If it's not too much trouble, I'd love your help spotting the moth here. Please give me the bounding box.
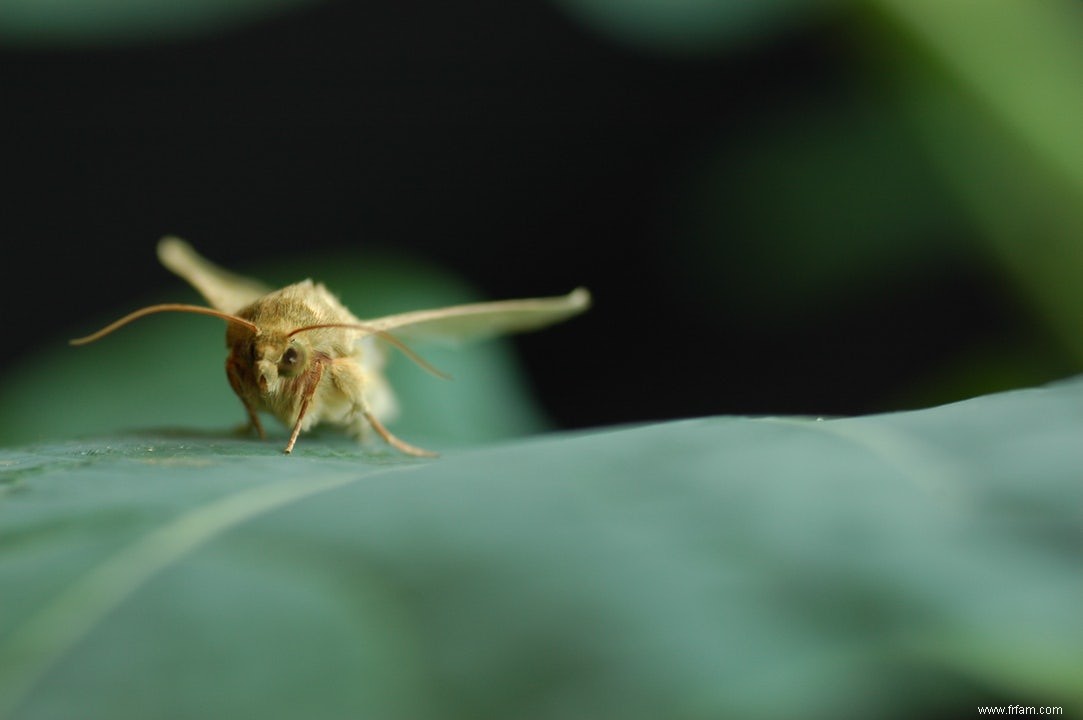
[72,237,590,457]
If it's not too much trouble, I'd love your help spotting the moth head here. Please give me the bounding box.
[246,335,311,395]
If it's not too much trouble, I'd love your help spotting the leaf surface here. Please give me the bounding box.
[2,379,1082,719]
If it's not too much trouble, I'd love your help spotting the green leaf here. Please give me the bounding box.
[868,0,1083,360]
[2,378,1081,719]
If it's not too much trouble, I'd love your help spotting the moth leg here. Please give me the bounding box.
[227,356,265,439]
[362,410,438,458]
[284,356,327,454]
[236,400,264,440]
[330,357,436,457]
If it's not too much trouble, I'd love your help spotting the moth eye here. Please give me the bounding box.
[278,345,305,377]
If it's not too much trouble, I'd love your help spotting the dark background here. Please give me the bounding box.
[2,0,1076,431]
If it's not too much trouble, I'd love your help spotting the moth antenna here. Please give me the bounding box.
[288,323,451,380]
[70,303,260,346]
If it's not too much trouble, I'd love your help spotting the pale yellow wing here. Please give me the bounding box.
[363,287,591,344]
[157,236,272,314]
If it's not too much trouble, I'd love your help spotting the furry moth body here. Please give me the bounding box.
[72,237,591,456]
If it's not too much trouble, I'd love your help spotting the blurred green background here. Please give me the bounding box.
[4,0,1083,430]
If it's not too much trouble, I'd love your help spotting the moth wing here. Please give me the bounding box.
[363,287,590,345]
[157,236,272,314]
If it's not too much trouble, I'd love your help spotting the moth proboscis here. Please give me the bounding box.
[71,237,591,457]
